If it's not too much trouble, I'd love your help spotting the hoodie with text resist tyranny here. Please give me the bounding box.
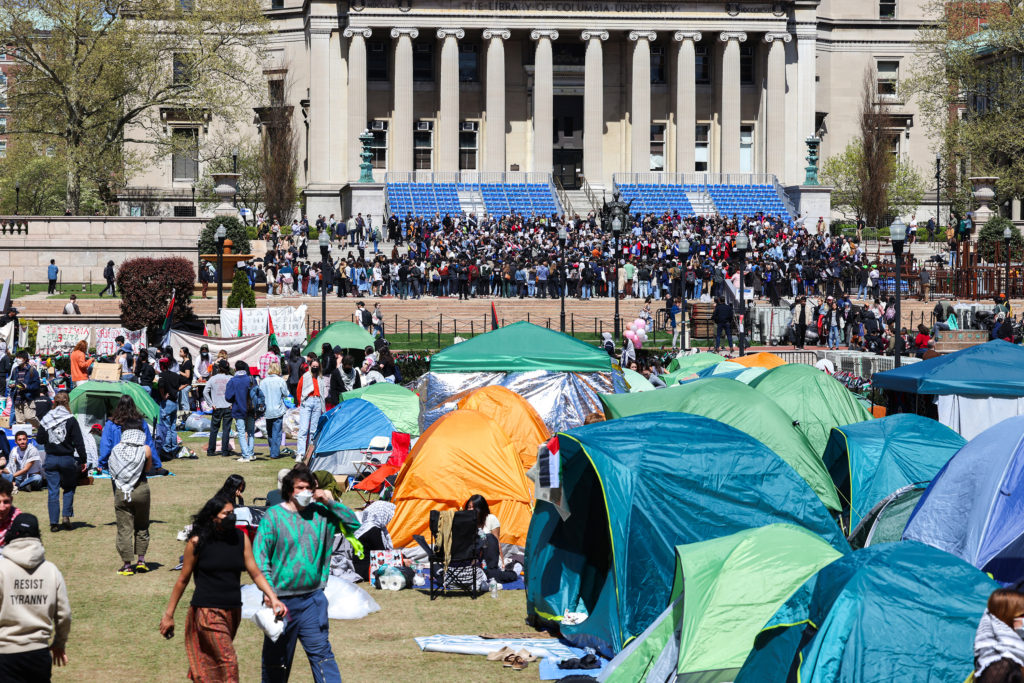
[0,537,71,654]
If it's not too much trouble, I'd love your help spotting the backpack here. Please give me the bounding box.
[248,379,266,417]
[361,308,373,327]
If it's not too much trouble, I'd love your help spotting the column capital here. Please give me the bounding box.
[482,28,511,40]
[763,32,792,44]
[437,28,465,40]
[391,27,419,39]
[307,18,334,36]
[673,31,702,43]
[530,29,559,41]
[629,30,657,42]
[343,26,372,39]
[581,29,609,41]
[718,31,748,43]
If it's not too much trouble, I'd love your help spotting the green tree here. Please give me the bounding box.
[821,140,927,224]
[977,215,1024,264]
[226,267,255,309]
[197,216,251,257]
[0,0,269,214]
[0,142,67,215]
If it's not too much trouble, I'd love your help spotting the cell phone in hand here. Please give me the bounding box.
[164,627,174,639]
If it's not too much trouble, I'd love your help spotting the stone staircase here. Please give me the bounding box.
[457,188,486,216]
[686,190,717,217]
[563,189,596,216]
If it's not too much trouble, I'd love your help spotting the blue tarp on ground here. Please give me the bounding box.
[312,398,395,453]
[873,339,1024,396]
[734,542,996,683]
[903,414,1024,583]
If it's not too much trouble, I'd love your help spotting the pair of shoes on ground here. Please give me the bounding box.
[486,647,537,671]
[237,456,254,462]
[117,561,150,576]
[50,517,73,533]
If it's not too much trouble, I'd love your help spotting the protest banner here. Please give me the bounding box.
[95,328,148,356]
[36,325,90,355]
[219,305,307,349]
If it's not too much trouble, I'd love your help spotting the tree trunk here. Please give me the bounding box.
[65,159,81,215]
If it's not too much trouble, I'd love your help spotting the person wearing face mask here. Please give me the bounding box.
[254,465,359,683]
[296,357,328,461]
[160,495,287,683]
[326,351,360,409]
[7,352,39,425]
[975,588,1024,682]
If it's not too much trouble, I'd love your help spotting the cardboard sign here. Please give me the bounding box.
[91,363,121,382]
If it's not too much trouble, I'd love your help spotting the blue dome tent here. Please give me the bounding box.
[308,398,395,476]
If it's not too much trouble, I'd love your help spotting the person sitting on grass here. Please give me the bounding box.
[215,474,246,507]
[0,478,20,548]
[2,431,45,492]
[352,501,395,582]
[464,494,519,584]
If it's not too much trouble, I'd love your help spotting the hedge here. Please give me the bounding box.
[116,257,195,341]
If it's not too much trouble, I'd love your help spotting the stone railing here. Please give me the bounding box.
[0,218,29,234]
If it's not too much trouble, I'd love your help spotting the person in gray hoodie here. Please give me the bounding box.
[0,513,72,682]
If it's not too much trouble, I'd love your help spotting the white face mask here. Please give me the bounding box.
[293,489,314,508]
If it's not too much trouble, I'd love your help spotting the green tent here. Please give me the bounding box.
[525,413,848,657]
[301,321,374,356]
[622,368,655,392]
[749,364,872,455]
[666,352,726,374]
[68,380,160,424]
[428,321,612,373]
[734,542,997,683]
[603,524,844,683]
[600,378,841,511]
[340,382,420,435]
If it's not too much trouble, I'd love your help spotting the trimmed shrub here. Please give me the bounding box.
[978,215,1024,264]
[198,216,251,256]
[116,257,195,341]
[227,267,256,308]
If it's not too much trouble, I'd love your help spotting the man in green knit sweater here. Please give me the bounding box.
[255,465,360,683]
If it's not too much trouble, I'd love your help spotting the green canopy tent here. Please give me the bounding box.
[428,321,613,373]
[68,380,160,425]
[525,413,848,657]
[301,321,375,356]
[622,368,655,393]
[600,378,841,511]
[339,382,420,435]
[734,542,997,683]
[749,364,872,455]
[602,524,845,683]
[666,352,727,375]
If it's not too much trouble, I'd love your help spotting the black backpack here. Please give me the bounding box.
[361,308,372,327]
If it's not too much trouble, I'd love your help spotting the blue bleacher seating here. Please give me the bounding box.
[612,182,791,221]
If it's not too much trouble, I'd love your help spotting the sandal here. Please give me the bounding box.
[117,565,135,576]
[134,562,150,574]
[487,646,515,662]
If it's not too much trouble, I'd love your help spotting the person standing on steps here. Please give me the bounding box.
[46,261,58,295]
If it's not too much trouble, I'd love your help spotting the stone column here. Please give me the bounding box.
[784,37,799,183]
[718,32,746,173]
[391,28,419,173]
[796,28,817,149]
[483,29,510,172]
[437,28,465,172]
[764,32,791,181]
[344,27,372,183]
[581,30,608,183]
[629,31,656,173]
[307,23,332,187]
[673,31,701,174]
[531,30,558,175]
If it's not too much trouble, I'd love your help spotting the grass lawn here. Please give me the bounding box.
[9,283,112,300]
[12,434,528,682]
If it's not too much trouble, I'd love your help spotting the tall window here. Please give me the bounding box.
[172,53,195,87]
[459,43,479,82]
[460,124,478,170]
[740,46,754,85]
[880,0,896,19]
[695,124,710,172]
[650,124,666,171]
[888,134,901,158]
[367,41,389,81]
[650,46,666,84]
[876,61,899,99]
[414,122,433,169]
[0,141,6,158]
[0,117,6,134]
[268,80,284,106]
[740,125,753,173]
[413,42,434,82]
[368,120,387,169]
[0,71,8,108]
[270,0,284,7]
[171,127,199,181]
[695,46,710,84]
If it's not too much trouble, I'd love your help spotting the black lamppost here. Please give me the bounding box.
[191,183,196,214]
[319,230,330,328]
[601,190,631,339]
[14,183,19,215]
[679,237,690,351]
[215,224,226,312]
[231,148,239,208]
[558,225,567,332]
[934,154,942,233]
[1004,225,1013,299]
[890,217,906,368]
[735,231,749,356]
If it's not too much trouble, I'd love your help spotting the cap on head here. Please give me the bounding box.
[7,513,40,541]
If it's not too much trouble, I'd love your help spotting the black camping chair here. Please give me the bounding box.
[413,509,482,600]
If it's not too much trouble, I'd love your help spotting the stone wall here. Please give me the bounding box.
[0,216,207,283]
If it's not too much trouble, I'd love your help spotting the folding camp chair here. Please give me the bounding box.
[413,510,483,600]
[352,432,411,506]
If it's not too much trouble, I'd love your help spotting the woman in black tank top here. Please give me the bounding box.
[159,496,287,682]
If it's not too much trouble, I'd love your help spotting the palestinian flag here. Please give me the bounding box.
[161,289,176,335]
[267,309,279,347]
[237,307,244,337]
[491,301,499,330]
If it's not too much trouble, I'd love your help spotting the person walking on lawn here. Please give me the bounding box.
[224,361,255,463]
[36,392,87,534]
[254,465,360,683]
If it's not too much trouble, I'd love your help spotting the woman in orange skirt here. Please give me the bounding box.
[160,495,287,682]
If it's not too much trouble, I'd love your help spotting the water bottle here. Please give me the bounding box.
[489,578,499,599]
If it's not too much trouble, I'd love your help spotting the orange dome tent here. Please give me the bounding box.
[388,409,533,548]
[730,352,787,369]
[457,385,549,469]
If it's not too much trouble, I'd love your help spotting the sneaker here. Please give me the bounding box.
[50,524,60,533]
[237,456,254,463]
[185,449,198,460]
[117,565,135,576]
[10,485,17,495]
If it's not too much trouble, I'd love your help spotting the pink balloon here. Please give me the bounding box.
[634,339,643,349]
[625,331,637,342]
[626,322,635,331]
[636,321,647,331]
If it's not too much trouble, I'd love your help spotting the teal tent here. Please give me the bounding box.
[600,379,840,511]
[340,382,420,435]
[735,542,997,683]
[750,364,872,455]
[602,524,844,683]
[301,321,374,356]
[622,368,655,392]
[429,321,612,373]
[666,352,727,374]
[68,380,160,425]
[525,413,848,657]
[822,414,965,535]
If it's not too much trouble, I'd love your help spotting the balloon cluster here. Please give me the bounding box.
[624,318,649,348]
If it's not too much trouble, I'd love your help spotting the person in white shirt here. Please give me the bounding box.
[2,432,44,491]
